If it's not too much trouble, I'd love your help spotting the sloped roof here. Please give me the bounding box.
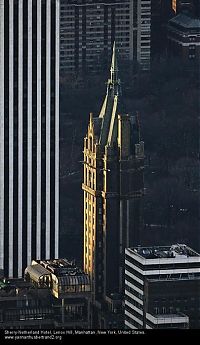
[25,264,51,282]
[98,42,125,147]
[57,274,90,286]
[169,13,200,29]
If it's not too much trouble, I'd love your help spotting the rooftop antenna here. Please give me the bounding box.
[106,41,121,97]
[110,41,118,85]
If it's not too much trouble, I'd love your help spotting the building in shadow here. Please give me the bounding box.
[25,258,91,329]
[125,244,200,329]
[168,9,200,67]
[0,278,54,329]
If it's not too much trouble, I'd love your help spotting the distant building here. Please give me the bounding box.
[172,1,193,14]
[25,258,91,328]
[60,0,151,73]
[167,12,200,65]
[125,244,200,329]
[0,278,54,329]
[82,44,144,328]
[193,0,200,17]
[151,0,174,57]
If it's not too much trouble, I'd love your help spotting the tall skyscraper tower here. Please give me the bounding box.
[60,0,151,73]
[0,0,60,278]
[82,44,144,303]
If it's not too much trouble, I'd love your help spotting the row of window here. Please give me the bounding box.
[125,294,143,310]
[125,253,200,272]
[125,284,143,301]
[2,308,53,322]
[152,305,199,315]
[125,304,143,323]
[53,284,90,293]
[125,272,143,291]
[125,314,142,329]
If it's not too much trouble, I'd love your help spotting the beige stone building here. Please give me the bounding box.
[82,45,144,327]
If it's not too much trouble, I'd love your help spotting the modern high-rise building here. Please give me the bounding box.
[60,0,151,73]
[125,244,200,329]
[82,44,144,309]
[0,0,60,278]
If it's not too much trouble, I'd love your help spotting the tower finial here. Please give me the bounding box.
[89,112,93,128]
[110,41,118,84]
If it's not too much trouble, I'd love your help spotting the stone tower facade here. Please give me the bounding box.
[82,44,144,303]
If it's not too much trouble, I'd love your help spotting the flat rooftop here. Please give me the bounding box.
[0,278,32,289]
[155,313,187,319]
[149,313,189,325]
[131,244,200,260]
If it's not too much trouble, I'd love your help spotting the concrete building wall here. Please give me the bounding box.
[0,0,60,278]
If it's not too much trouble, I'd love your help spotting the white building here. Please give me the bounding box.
[60,0,151,73]
[125,244,200,329]
[0,0,60,278]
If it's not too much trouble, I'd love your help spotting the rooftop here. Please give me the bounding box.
[35,258,85,277]
[0,278,33,290]
[0,278,51,300]
[131,244,200,260]
[26,259,91,292]
[146,312,189,325]
[155,313,188,319]
[169,13,200,29]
